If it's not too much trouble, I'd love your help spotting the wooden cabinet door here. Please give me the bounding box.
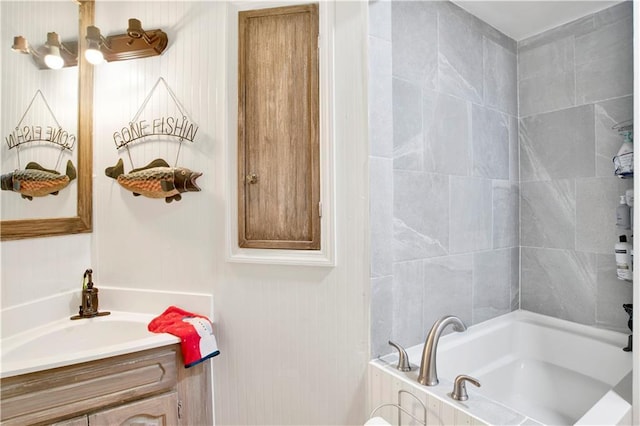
[238,4,320,250]
[88,392,178,426]
[50,416,88,426]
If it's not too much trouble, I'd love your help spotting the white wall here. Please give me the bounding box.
[2,1,370,425]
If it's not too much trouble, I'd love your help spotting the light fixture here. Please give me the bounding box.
[10,33,77,70]
[84,25,105,65]
[44,32,64,70]
[84,19,168,64]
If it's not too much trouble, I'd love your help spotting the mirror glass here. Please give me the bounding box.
[1,0,92,240]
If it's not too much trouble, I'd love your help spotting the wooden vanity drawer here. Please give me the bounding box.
[1,346,177,425]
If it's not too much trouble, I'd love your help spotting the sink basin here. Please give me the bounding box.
[1,312,179,378]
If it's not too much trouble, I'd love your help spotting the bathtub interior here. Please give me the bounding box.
[380,310,632,425]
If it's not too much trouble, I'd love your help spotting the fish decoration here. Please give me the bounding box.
[0,160,76,200]
[105,158,202,203]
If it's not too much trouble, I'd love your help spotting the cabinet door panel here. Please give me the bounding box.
[238,4,320,250]
[88,392,178,426]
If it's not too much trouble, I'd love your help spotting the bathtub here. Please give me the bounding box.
[369,310,633,425]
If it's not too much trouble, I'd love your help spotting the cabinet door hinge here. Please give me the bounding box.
[177,400,183,419]
[318,201,322,218]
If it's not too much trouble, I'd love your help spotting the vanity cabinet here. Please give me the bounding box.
[0,345,211,426]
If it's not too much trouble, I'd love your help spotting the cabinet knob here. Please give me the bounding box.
[246,173,258,184]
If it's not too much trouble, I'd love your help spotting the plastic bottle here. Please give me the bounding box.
[626,188,634,229]
[615,235,633,281]
[616,195,631,229]
[613,131,633,178]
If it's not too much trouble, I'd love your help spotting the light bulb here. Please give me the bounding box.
[44,45,64,69]
[85,47,104,65]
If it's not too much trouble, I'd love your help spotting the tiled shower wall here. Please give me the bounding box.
[518,1,633,332]
[369,0,520,357]
[370,0,634,357]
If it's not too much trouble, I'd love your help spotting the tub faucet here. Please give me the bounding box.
[70,268,110,320]
[417,315,467,386]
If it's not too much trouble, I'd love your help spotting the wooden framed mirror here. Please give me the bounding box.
[1,0,94,240]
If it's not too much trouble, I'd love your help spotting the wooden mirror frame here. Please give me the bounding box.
[1,0,94,241]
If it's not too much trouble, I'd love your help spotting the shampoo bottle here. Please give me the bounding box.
[615,235,633,281]
[616,195,631,229]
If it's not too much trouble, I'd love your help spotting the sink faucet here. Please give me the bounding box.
[417,315,467,386]
[70,268,110,320]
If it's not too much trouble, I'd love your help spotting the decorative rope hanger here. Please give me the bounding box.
[7,89,76,171]
[117,77,199,170]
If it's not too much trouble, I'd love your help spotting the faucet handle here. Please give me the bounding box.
[451,375,481,401]
[388,340,411,372]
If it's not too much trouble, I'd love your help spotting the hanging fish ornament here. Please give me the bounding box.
[1,160,77,200]
[105,158,202,203]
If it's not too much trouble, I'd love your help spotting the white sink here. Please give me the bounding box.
[1,312,179,378]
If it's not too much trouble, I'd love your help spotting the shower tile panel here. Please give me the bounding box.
[393,171,449,261]
[492,181,519,249]
[519,105,595,181]
[391,1,437,89]
[392,78,423,171]
[369,37,393,158]
[449,176,492,254]
[575,17,633,104]
[521,247,597,326]
[518,15,593,53]
[508,115,519,182]
[510,247,520,311]
[520,180,575,250]
[518,37,575,117]
[370,157,394,278]
[422,90,471,176]
[592,1,633,29]
[392,260,424,346]
[575,177,633,254]
[438,6,484,104]
[472,105,509,180]
[594,96,634,177]
[472,249,513,323]
[368,0,391,41]
[423,254,473,331]
[483,38,517,116]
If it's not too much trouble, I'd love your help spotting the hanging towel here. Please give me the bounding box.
[148,306,220,368]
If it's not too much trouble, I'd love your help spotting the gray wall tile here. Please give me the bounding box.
[370,157,394,278]
[473,249,512,324]
[518,15,593,53]
[392,1,437,89]
[509,115,519,182]
[493,181,519,249]
[521,180,575,250]
[423,90,471,176]
[592,1,633,28]
[394,171,449,261]
[369,0,391,41]
[472,105,509,180]
[423,254,473,332]
[521,247,597,326]
[393,78,423,170]
[371,275,393,357]
[438,6,484,103]
[449,176,493,254]
[518,37,575,117]
[369,37,393,158]
[576,177,633,254]
[595,254,633,333]
[510,247,520,311]
[575,18,633,104]
[484,38,517,116]
[520,105,595,181]
[392,260,424,347]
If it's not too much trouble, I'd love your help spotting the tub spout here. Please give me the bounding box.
[417,315,466,386]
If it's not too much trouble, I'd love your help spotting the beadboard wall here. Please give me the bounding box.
[2,1,370,425]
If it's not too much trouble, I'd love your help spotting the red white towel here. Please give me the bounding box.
[148,306,220,367]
